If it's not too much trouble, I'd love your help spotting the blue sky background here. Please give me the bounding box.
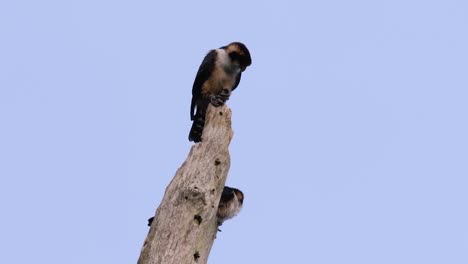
[1,0,467,263]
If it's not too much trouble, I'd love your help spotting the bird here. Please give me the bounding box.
[188,42,252,142]
[216,186,244,229]
[147,186,244,229]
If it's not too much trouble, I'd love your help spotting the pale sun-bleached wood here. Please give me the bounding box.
[138,104,234,264]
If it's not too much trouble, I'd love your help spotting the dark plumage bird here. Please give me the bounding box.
[189,42,252,142]
[216,186,244,226]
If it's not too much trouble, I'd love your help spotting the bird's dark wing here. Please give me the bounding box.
[231,72,242,92]
[191,50,217,120]
[219,186,235,204]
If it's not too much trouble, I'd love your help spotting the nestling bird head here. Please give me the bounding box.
[223,42,252,72]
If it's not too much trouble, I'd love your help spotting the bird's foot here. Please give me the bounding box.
[210,95,226,107]
[217,221,223,232]
[210,89,231,107]
[219,89,231,101]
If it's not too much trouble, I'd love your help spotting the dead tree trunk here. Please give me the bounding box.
[138,104,234,264]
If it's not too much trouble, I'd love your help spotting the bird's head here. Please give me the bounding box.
[223,42,252,72]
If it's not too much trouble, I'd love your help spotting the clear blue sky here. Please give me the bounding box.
[1,1,467,263]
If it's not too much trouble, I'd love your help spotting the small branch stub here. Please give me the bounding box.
[138,105,234,264]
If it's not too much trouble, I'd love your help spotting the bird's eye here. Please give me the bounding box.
[229,52,240,62]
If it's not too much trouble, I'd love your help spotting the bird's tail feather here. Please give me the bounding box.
[189,100,208,142]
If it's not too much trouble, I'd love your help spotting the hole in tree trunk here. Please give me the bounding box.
[194,251,200,262]
[194,214,202,225]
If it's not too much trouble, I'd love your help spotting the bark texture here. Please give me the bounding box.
[138,104,234,264]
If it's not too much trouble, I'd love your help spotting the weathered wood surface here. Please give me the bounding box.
[138,104,233,264]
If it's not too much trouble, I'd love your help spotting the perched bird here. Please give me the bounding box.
[189,42,252,142]
[216,186,244,228]
[147,186,244,228]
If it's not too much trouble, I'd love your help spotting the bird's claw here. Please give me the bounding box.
[209,88,231,107]
[219,89,231,100]
[210,89,231,107]
[210,95,226,107]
